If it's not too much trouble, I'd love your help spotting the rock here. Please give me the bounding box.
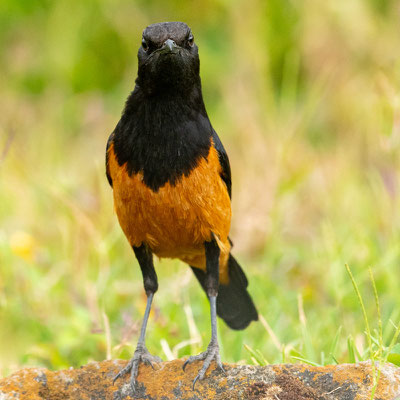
[0,359,399,399]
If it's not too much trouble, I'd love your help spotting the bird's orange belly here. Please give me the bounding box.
[108,143,231,272]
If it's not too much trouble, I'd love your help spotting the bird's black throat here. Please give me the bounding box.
[112,84,212,192]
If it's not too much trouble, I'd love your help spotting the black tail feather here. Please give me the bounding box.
[191,254,258,330]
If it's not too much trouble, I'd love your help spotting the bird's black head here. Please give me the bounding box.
[136,22,200,95]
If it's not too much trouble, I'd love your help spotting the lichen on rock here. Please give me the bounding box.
[1,359,399,399]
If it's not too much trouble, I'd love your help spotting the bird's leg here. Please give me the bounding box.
[183,235,225,389]
[113,244,162,391]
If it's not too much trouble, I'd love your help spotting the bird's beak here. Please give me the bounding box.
[158,39,179,54]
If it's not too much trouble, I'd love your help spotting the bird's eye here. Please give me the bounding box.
[142,39,149,51]
[188,34,194,47]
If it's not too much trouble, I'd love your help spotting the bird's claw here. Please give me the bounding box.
[182,341,225,390]
[113,345,162,392]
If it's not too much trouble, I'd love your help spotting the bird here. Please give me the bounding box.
[106,21,258,391]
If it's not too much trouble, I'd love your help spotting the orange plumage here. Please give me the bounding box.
[107,140,232,284]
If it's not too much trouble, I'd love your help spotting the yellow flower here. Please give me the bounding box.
[9,231,36,262]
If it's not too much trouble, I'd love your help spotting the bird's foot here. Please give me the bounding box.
[182,340,225,389]
[113,344,162,392]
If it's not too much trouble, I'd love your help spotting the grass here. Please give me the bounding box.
[345,265,400,398]
[1,0,400,385]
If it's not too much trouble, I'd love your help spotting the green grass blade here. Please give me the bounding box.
[244,344,268,366]
[329,325,342,363]
[291,356,322,367]
[369,268,383,359]
[347,335,356,363]
[344,264,376,386]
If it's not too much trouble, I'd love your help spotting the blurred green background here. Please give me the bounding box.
[1,0,400,377]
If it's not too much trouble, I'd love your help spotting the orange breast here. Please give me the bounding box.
[107,141,232,280]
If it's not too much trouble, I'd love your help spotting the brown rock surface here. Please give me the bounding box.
[1,359,399,399]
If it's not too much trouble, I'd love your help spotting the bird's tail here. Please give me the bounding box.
[191,254,258,330]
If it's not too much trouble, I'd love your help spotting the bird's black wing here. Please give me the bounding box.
[212,129,231,198]
[105,131,115,187]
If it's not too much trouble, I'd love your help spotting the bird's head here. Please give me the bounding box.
[136,22,200,94]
